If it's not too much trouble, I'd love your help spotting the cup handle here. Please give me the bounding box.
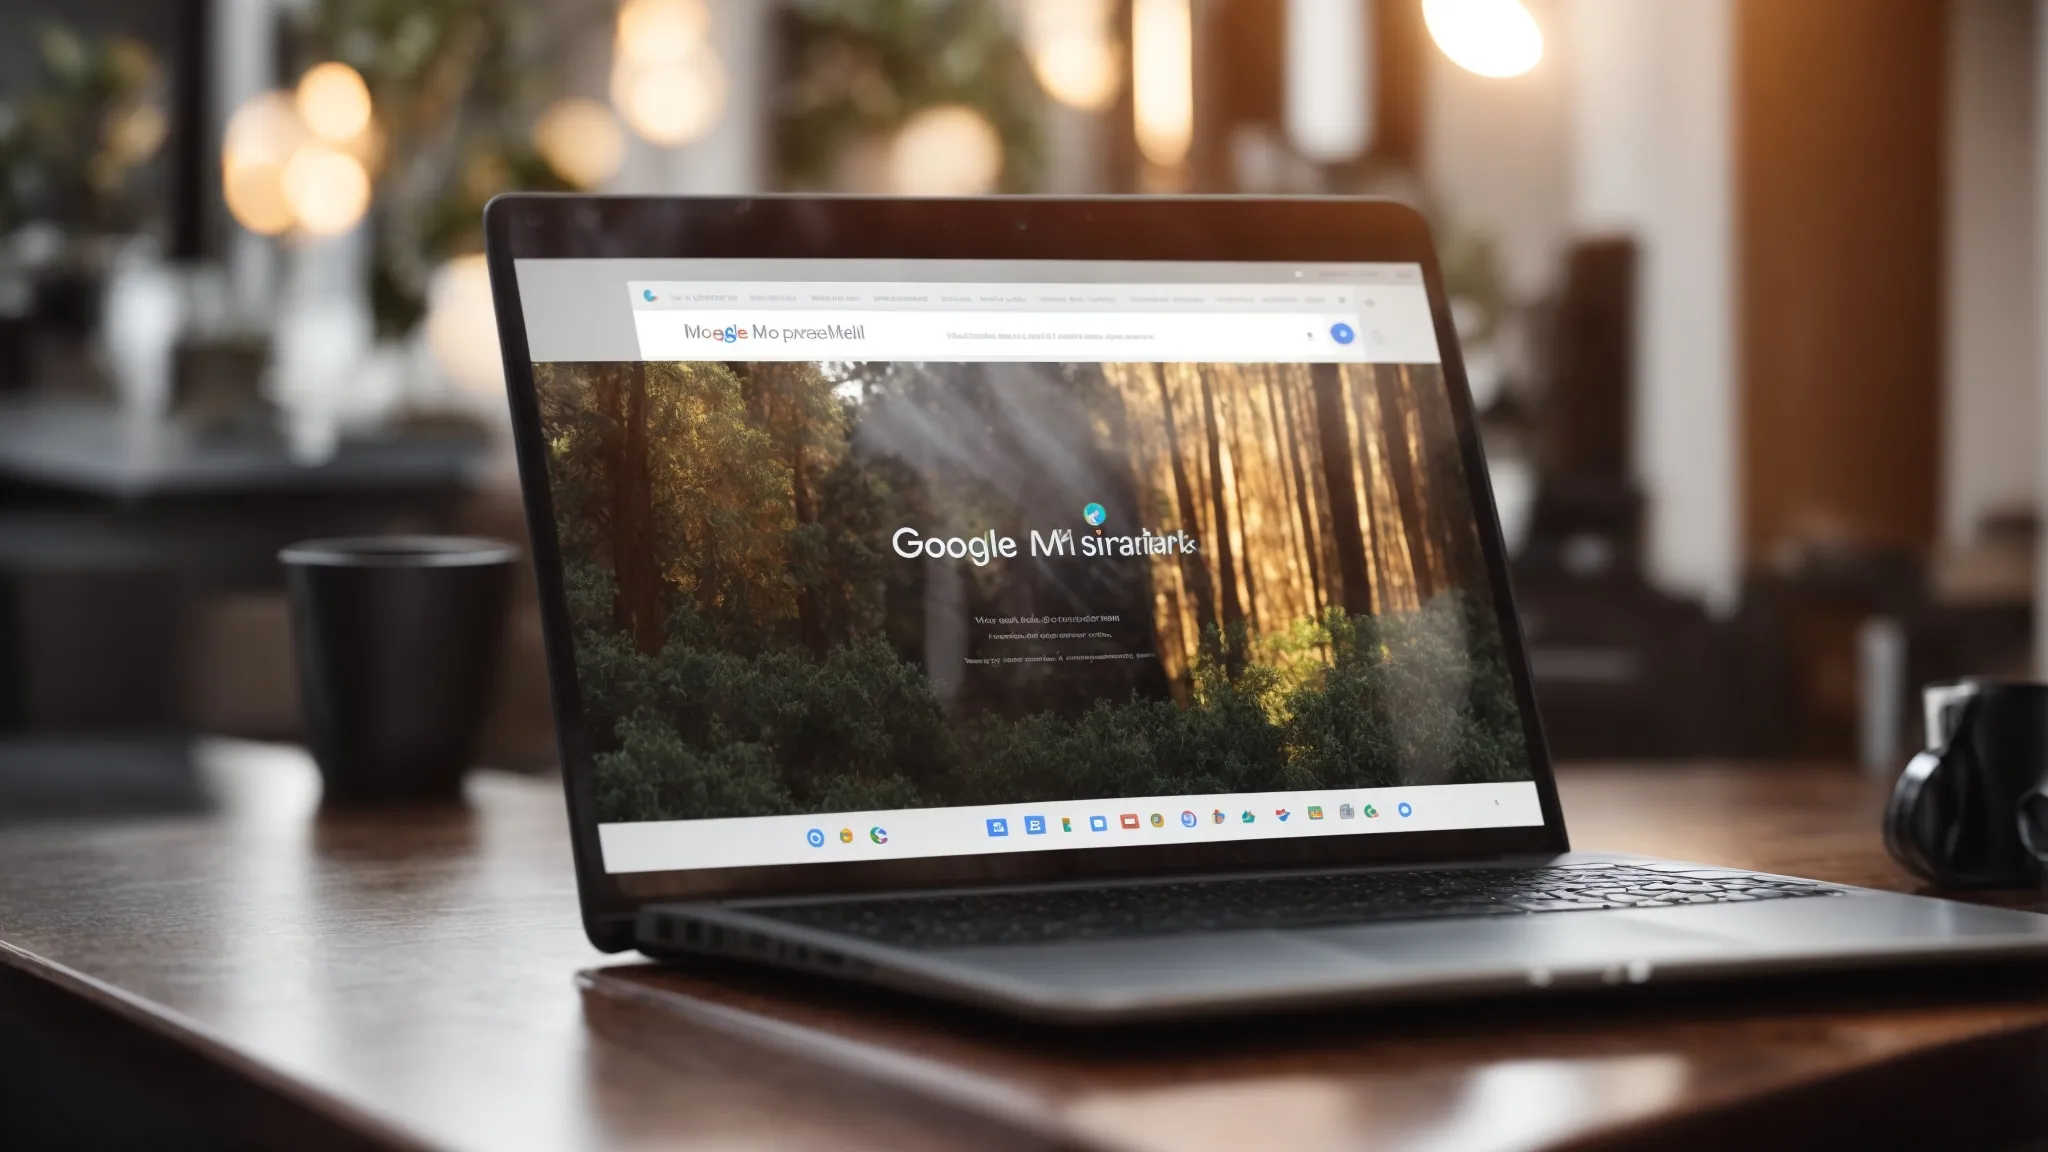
[1885,698,1998,887]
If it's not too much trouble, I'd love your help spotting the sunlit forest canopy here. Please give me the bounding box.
[534,357,1532,824]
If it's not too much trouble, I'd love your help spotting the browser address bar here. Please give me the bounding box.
[632,310,1435,364]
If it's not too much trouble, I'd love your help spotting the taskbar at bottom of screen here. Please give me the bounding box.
[595,781,1544,874]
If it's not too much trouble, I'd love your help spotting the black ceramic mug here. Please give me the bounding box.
[1884,679,2048,888]
[281,536,519,804]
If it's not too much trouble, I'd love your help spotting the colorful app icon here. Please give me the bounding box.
[1083,501,1108,526]
[1338,803,1356,820]
[985,817,1009,837]
[1090,814,1109,832]
[1241,810,1255,823]
[1149,813,1165,828]
[805,828,826,848]
[1275,809,1291,822]
[1060,817,1073,832]
[1120,813,1141,829]
[1362,804,1379,819]
[1212,809,1226,824]
[839,827,855,843]
[1024,815,1047,835]
[1307,805,1324,821]
[869,826,888,844]
[1179,810,1198,828]
[1397,801,1413,818]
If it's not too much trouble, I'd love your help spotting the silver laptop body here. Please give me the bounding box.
[486,195,2048,1023]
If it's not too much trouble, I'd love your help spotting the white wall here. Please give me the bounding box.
[1950,0,2039,546]
[614,0,769,194]
[1424,0,1738,610]
[1421,0,1576,301]
[1567,0,1737,612]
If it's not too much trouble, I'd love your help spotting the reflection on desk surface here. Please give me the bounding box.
[1,742,2045,1152]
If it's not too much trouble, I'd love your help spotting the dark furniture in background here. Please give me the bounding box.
[0,398,488,814]
[0,0,216,260]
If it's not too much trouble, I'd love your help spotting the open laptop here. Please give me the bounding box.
[485,196,2048,1024]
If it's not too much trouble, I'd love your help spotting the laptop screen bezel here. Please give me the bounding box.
[484,195,1570,950]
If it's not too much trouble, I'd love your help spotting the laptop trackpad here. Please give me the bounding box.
[1306,914,1749,976]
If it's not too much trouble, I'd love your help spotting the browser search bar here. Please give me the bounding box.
[631,310,1439,364]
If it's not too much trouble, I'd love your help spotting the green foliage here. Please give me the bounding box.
[1281,595,1528,788]
[774,0,1042,191]
[0,25,164,235]
[289,0,594,332]
[577,585,1530,824]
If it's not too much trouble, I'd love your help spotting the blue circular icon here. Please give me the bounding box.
[805,828,826,848]
[1397,802,1413,818]
[1082,502,1107,526]
[642,289,656,302]
[1180,810,1197,828]
[1330,322,1356,345]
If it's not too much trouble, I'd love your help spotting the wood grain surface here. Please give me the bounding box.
[2,743,2045,1151]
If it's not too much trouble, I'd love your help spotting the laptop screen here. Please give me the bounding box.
[512,258,1543,875]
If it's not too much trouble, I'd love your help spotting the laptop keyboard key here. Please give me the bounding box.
[748,864,1843,950]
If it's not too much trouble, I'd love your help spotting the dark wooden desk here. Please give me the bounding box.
[2,746,2044,1151]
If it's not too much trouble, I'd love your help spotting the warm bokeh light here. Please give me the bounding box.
[281,144,372,236]
[533,97,627,188]
[223,162,295,236]
[295,61,373,144]
[1022,0,1121,111]
[424,254,505,399]
[888,104,1004,195]
[616,0,710,64]
[222,92,307,236]
[1132,0,1193,168]
[611,53,727,147]
[1423,0,1545,79]
[107,103,169,167]
[224,91,307,168]
[1033,38,1121,111]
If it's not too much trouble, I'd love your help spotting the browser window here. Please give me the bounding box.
[513,259,1543,875]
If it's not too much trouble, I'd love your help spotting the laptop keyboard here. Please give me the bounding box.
[750,863,1841,950]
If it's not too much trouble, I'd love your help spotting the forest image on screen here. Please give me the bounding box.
[535,358,1534,826]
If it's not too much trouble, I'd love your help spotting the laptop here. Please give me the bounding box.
[484,196,2048,1023]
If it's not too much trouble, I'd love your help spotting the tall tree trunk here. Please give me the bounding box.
[1370,364,1436,598]
[1155,366,1219,635]
[1409,364,1485,595]
[1274,372,1326,614]
[611,362,665,654]
[1311,364,1372,616]
[779,368,828,655]
[1198,369,1244,634]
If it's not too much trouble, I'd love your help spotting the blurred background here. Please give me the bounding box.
[0,0,2033,815]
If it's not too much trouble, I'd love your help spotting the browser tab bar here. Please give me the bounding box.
[624,278,1441,364]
